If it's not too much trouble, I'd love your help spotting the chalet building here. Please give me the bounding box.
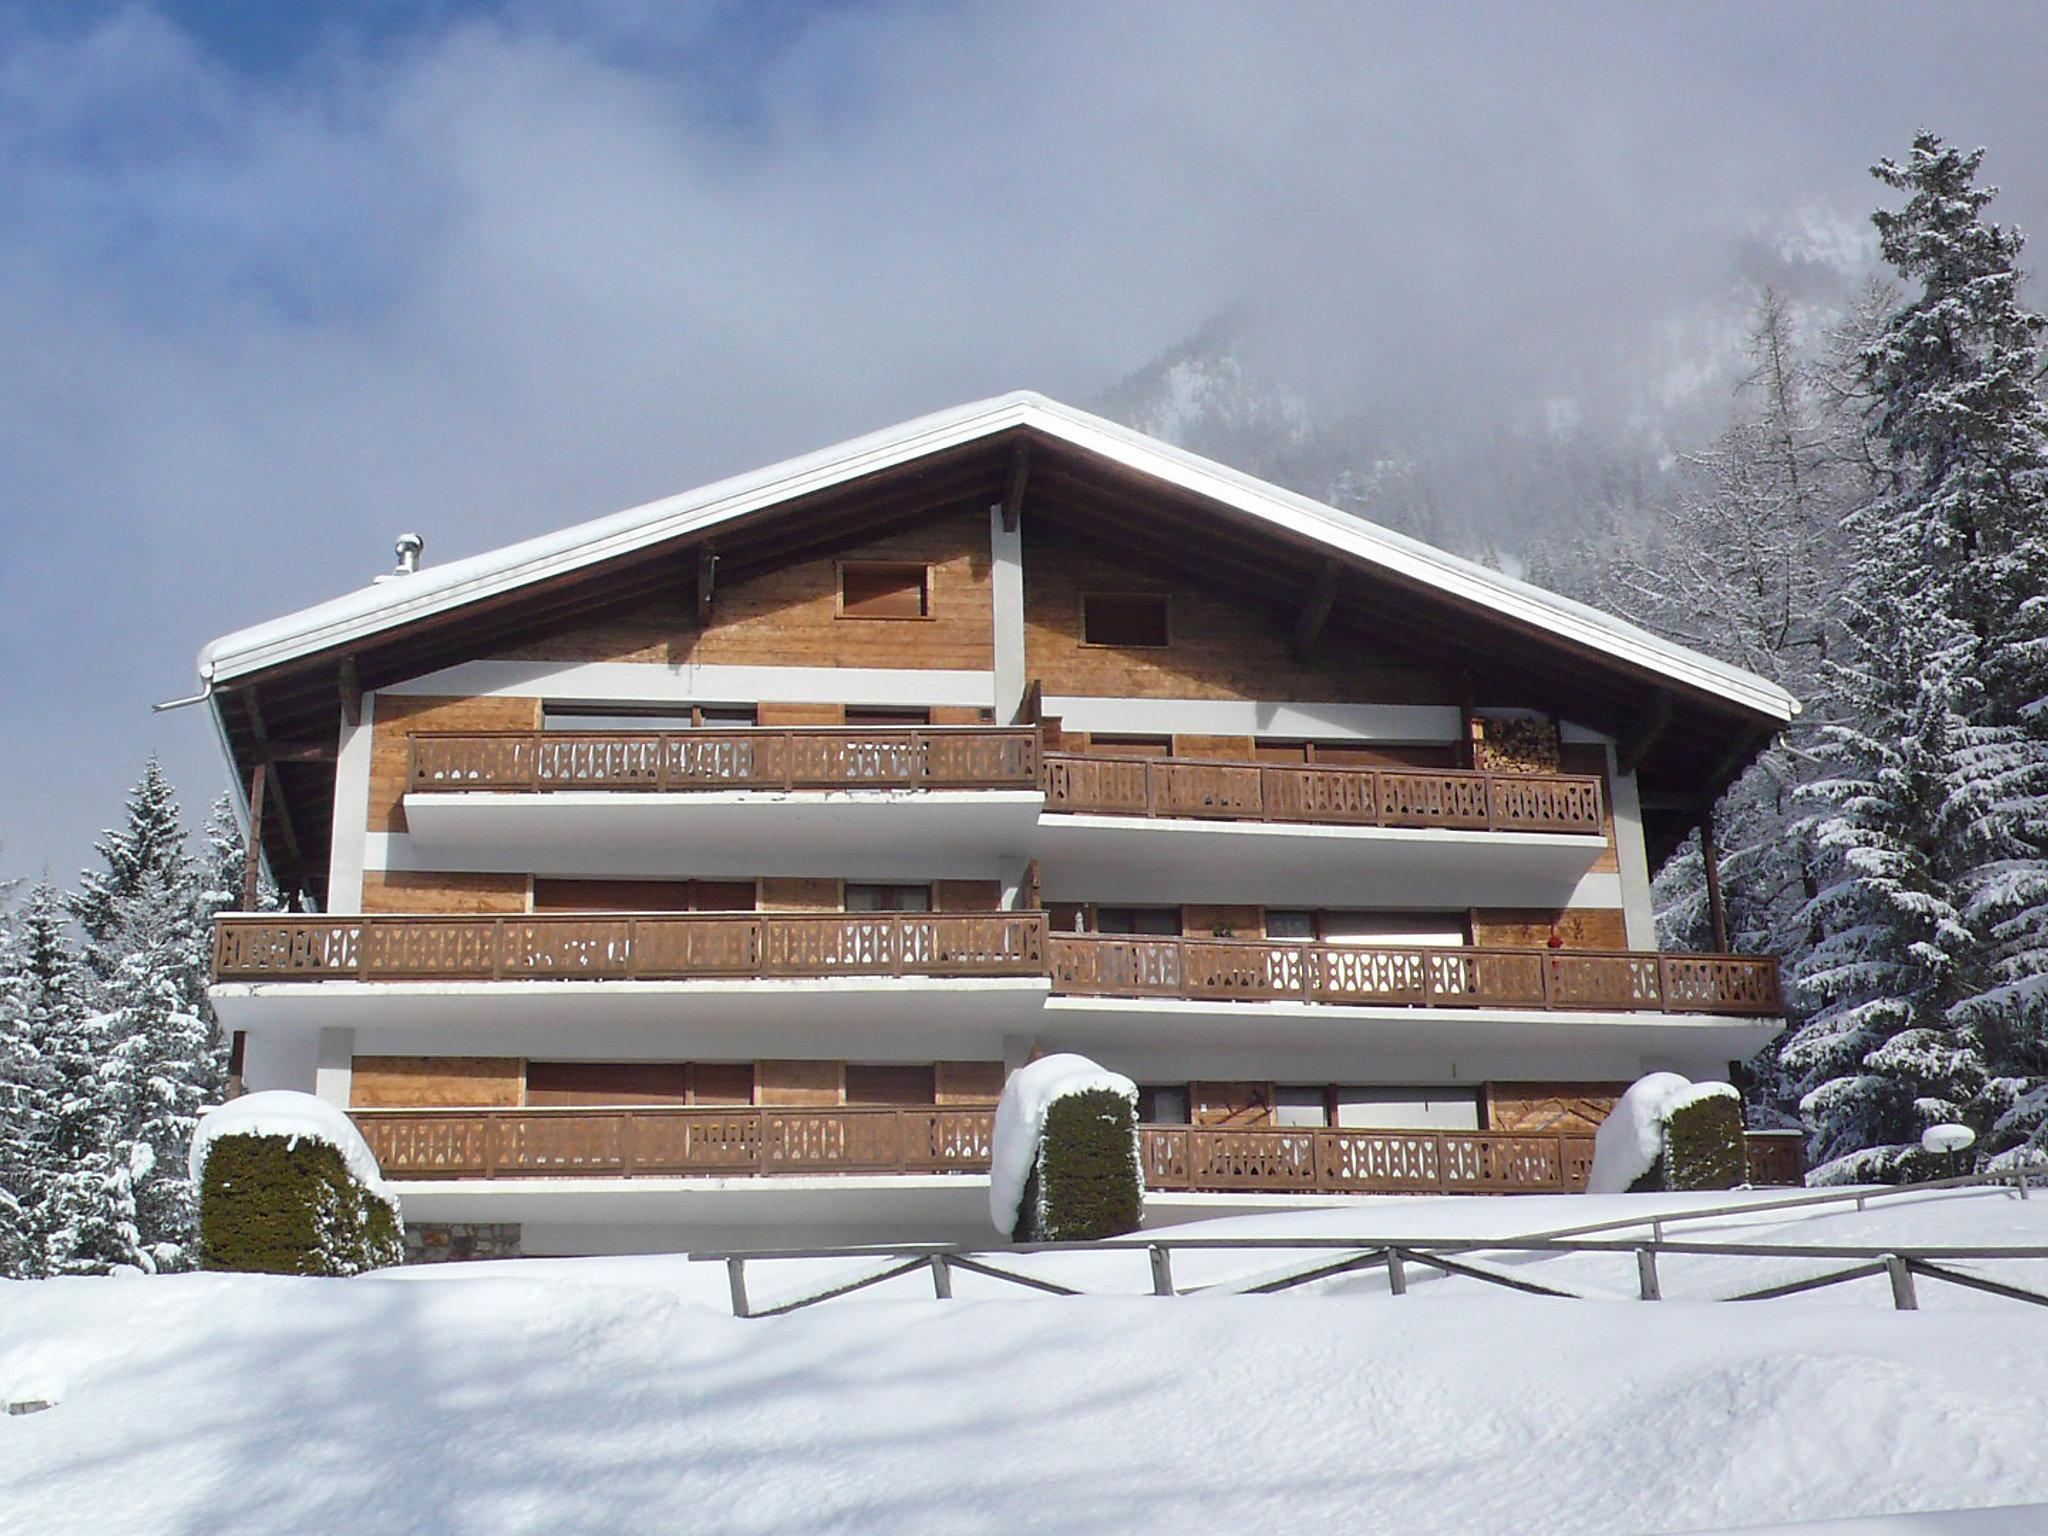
[198,392,1800,1257]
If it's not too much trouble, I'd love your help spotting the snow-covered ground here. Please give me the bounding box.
[6,1186,2048,1535]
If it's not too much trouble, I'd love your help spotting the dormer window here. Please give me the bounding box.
[839,562,931,619]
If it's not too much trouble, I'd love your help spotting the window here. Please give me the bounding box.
[1319,911,1469,947]
[844,883,933,913]
[1265,910,1318,942]
[1333,1087,1480,1130]
[1094,906,1180,936]
[845,1064,937,1106]
[845,706,932,727]
[839,562,931,619]
[544,704,756,731]
[1081,592,1169,647]
[1137,1085,1190,1124]
[1273,1086,1330,1128]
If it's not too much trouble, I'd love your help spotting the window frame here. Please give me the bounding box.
[1078,590,1171,649]
[836,560,934,621]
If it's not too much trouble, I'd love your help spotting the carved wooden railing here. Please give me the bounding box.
[407,728,1041,793]
[352,1108,1802,1190]
[1041,754,1604,835]
[213,916,1779,1014]
[1047,934,1783,1016]
[1139,1125,1600,1194]
[354,1104,998,1180]
[213,912,1048,982]
[405,727,1603,836]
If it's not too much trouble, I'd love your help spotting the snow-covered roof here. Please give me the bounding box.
[196,391,1798,724]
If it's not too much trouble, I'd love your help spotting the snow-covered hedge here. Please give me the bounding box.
[990,1055,1143,1242]
[190,1092,403,1276]
[1586,1074,1746,1194]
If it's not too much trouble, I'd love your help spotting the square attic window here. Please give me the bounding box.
[839,562,931,619]
[1081,591,1169,647]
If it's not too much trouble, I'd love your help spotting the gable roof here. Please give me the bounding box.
[197,390,1797,726]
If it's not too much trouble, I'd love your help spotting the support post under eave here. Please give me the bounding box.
[1699,809,1730,953]
[241,761,268,911]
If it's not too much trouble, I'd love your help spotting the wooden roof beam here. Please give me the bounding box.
[1000,439,1031,533]
[239,690,305,890]
[1617,689,1675,776]
[1290,559,1340,661]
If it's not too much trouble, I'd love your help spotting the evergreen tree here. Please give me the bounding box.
[1787,133,2048,1178]
[90,862,220,1270]
[0,881,135,1276]
[71,757,196,985]
[62,763,227,1270]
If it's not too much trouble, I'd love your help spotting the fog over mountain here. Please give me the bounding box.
[1094,212,1876,565]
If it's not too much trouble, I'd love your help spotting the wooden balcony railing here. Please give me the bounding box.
[354,1104,997,1180]
[1041,754,1604,834]
[350,1107,1805,1190]
[1047,934,1783,1015]
[1141,1124,1599,1194]
[213,912,1048,983]
[403,727,1604,836]
[407,727,1041,794]
[213,916,1781,1015]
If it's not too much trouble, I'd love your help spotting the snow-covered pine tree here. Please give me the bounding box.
[90,863,221,1270]
[0,881,137,1276]
[66,763,227,1269]
[0,895,34,1275]
[1786,133,2048,1178]
[72,757,196,985]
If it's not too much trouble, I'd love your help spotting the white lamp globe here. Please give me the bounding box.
[1921,1123,1977,1155]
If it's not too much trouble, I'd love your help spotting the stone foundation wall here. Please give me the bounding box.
[404,1222,523,1264]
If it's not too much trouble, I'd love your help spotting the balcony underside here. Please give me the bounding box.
[398,791,1046,881]
[1031,815,1605,905]
[214,982,1774,1085]
[397,791,1607,898]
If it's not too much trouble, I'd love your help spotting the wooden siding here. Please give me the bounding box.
[1023,525,1451,702]
[1193,1080,1274,1127]
[759,877,840,912]
[935,1061,1006,1105]
[1484,1080,1633,1134]
[491,507,994,670]
[1559,742,1620,874]
[1471,907,1630,951]
[360,870,528,915]
[370,694,541,834]
[934,880,1002,912]
[351,1056,523,1108]
[757,1059,844,1106]
[1183,904,1264,940]
[756,702,847,726]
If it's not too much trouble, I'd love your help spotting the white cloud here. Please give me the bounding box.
[7,0,2048,882]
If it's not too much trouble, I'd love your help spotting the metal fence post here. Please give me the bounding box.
[1148,1245,1175,1297]
[1636,1246,1661,1301]
[1386,1249,1408,1296]
[1884,1253,1918,1311]
[930,1253,953,1300]
[727,1256,752,1319]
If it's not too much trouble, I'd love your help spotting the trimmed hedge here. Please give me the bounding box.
[1013,1087,1143,1243]
[1666,1093,1747,1191]
[199,1133,404,1276]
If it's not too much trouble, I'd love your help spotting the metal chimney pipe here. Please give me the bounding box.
[394,532,424,575]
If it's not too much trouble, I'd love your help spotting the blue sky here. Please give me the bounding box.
[6,1,2048,890]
